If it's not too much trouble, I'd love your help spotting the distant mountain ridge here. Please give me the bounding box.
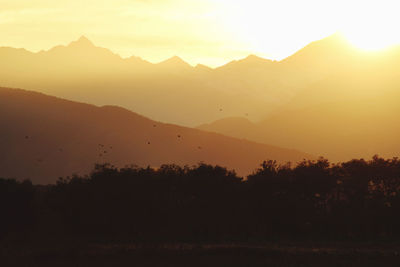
[197,71,400,161]
[0,87,311,184]
[1,33,382,126]
[2,33,400,163]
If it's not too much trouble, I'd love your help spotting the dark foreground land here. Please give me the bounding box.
[2,157,400,266]
[2,242,400,267]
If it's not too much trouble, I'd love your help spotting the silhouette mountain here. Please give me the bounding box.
[1,33,399,131]
[45,36,119,59]
[193,32,400,161]
[70,35,95,47]
[194,64,213,72]
[0,34,365,126]
[0,87,311,183]
[197,43,400,161]
[281,33,354,69]
[198,117,260,139]
[158,56,191,67]
[221,54,275,69]
[156,56,193,73]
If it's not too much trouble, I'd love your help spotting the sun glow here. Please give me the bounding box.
[1,0,400,66]
[213,0,400,58]
[344,31,400,51]
[340,1,400,51]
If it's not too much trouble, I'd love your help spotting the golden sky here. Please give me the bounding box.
[1,0,399,67]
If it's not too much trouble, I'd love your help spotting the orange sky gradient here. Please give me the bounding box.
[1,0,400,66]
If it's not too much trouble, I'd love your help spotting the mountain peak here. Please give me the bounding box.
[217,54,273,70]
[195,64,213,71]
[158,56,191,68]
[68,35,95,48]
[242,54,273,63]
[245,54,261,60]
[281,32,354,65]
[162,56,186,64]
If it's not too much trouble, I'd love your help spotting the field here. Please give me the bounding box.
[2,242,400,267]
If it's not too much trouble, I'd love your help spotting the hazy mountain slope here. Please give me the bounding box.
[261,98,400,161]
[0,37,279,126]
[2,33,398,130]
[0,87,311,183]
[0,34,351,126]
[280,33,356,72]
[196,34,400,160]
[197,117,262,141]
[197,69,400,161]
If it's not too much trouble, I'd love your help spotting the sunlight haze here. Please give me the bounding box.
[1,0,399,66]
[2,1,400,263]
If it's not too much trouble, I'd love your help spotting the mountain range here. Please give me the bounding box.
[198,42,400,161]
[0,87,310,184]
[0,33,370,127]
[1,33,400,171]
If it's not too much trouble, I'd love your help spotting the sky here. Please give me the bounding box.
[1,0,400,67]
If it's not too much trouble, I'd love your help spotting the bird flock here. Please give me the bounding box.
[22,107,253,166]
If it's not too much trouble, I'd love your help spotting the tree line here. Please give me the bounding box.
[2,156,400,243]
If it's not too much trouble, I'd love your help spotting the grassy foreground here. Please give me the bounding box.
[2,242,400,267]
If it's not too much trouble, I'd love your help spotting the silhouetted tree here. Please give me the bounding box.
[2,156,400,243]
